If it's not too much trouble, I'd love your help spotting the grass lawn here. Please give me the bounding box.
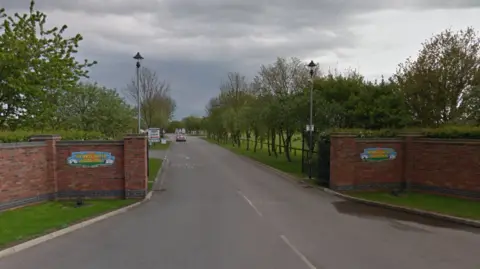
[150,141,171,150]
[207,138,304,178]
[349,191,480,220]
[148,158,163,190]
[0,199,135,249]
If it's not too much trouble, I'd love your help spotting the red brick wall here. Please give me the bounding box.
[0,143,50,205]
[56,141,125,198]
[409,140,480,194]
[330,133,480,199]
[354,139,404,187]
[0,134,148,211]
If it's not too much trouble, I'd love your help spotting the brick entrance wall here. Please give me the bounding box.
[329,133,480,199]
[0,134,148,211]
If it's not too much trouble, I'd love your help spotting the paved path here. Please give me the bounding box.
[1,137,479,269]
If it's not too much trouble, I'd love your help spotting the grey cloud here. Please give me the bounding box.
[82,51,235,119]
[3,0,479,119]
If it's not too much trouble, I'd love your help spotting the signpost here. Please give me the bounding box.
[148,128,161,143]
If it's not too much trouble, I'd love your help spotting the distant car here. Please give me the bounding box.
[176,134,186,142]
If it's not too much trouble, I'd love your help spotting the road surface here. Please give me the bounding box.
[1,136,479,269]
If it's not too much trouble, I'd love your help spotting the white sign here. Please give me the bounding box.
[148,128,161,142]
[305,125,314,132]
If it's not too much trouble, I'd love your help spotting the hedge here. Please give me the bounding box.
[0,130,111,143]
[421,125,480,139]
[330,125,480,139]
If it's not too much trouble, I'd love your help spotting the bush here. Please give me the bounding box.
[329,125,480,139]
[329,128,398,138]
[422,125,480,139]
[0,130,111,143]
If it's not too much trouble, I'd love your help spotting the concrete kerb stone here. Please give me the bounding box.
[214,142,480,229]
[0,146,173,260]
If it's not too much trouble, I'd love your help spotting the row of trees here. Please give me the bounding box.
[0,1,175,138]
[203,27,480,161]
[167,115,203,133]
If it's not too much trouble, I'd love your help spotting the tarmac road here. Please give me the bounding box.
[1,136,479,269]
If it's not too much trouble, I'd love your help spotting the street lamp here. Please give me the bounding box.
[133,52,144,133]
[307,60,317,179]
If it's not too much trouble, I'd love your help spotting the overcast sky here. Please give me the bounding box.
[3,0,480,119]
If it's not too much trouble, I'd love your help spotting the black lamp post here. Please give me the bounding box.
[133,52,144,133]
[307,60,317,179]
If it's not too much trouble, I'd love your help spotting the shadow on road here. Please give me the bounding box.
[332,200,480,234]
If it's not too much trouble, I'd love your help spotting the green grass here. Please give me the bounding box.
[207,138,304,178]
[0,199,135,249]
[150,141,171,150]
[349,191,480,220]
[148,158,163,190]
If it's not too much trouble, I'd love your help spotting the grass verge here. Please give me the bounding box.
[150,141,171,150]
[206,138,304,178]
[148,158,163,190]
[0,199,136,249]
[348,191,480,220]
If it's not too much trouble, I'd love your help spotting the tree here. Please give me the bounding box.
[393,27,480,127]
[166,120,184,133]
[124,67,176,129]
[0,1,97,130]
[55,82,135,137]
[257,57,311,160]
[181,116,203,133]
[204,64,412,162]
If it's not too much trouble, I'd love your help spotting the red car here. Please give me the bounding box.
[176,134,186,142]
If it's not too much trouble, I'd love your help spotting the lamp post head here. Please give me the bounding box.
[307,60,317,77]
[133,52,144,61]
[134,52,143,68]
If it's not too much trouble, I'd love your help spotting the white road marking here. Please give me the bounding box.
[237,191,263,217]
[280,235,317,269]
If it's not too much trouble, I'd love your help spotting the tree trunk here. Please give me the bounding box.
[271,129,277,157]
[266,130,271,156]
[284,131,293,162]
[278,130,283,154]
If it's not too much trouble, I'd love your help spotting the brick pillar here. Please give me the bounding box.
[124,134,148,199]
[398,133,423,191]
[29,134,61,200]
[330,133,357,191]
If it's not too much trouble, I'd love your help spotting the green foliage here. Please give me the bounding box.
[0,130,109,143]
[392,27,480,127]
[166,120,184,133]
[0,1,97,129]
[422,125,480,139]
[332,125,480,139]
[123,67,176,129]
[329,128,398,138]
[181,116,203,132]
[53,82,135,137]
[0,2,141,138]
[204,26,480,164]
